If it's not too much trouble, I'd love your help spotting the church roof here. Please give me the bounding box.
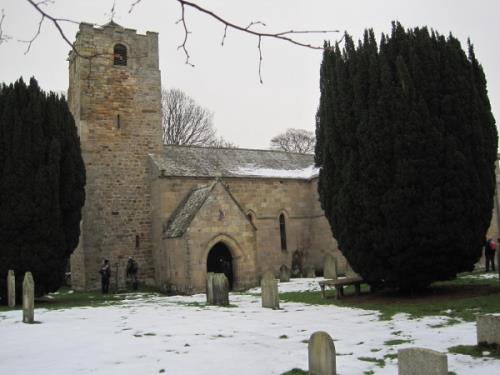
[164,184,213,238]
[150,145,318,179]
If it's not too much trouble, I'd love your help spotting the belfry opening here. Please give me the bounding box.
[207,242,234,290]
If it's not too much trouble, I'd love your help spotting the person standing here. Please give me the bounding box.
[485,239,496,272]
[99,259,111,293]
[126,256,139,290]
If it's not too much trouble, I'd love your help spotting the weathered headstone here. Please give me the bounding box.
[211,273,229,306]
[308,331,336,375]
[279,264,290,282]
[7,269,15,308]
[206,272,215,304]
[323,254,337,279]
[398,348,448,375]
[477,314,500,346]
[261,271,280,309]
[345,262,361,278]
[304,265,316,278]
[22,272,35,324]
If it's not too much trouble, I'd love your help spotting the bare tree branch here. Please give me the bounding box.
[176,2,194,67]
[270,128,316,154]
[0,9,12,45]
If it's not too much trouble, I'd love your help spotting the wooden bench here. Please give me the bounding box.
[318,276,365,300]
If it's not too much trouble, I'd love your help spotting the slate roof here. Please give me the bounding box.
[164,184,213,238]
[150,145,318,179]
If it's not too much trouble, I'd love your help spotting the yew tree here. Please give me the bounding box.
[315,23,497,290]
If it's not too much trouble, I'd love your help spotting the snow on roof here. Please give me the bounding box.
[150,145,318,180]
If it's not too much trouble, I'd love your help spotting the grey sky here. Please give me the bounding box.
[0,0,498,149]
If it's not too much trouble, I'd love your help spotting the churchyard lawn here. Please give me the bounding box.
[1,273,499,374]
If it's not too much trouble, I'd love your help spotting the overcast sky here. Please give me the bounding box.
[0,0,498,149]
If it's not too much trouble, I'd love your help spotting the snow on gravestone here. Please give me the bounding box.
[261,271,279,309]
[477,314,500,346]
[22,272,35,324]
[398,347,448,375]
[279,265,290,282]
[308,331,336,375]
[323,254,337,279]
[210,273,229,306]
[7,269,15,307]
[206,272,215,304]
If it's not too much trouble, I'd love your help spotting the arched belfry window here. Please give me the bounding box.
[279,213,287,251]
[113,44,127,66]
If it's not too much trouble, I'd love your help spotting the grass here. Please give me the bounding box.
[384,339,413,346]
[358,356,385,367]
[281,369,307,375]
[448,343,500,360]
[0,286,162,311]
[279,274,500,322]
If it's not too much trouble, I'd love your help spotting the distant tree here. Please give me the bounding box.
[0,77,85,303]
[270,128,315,153]
[315,23,498,291]
[209,136,238,149]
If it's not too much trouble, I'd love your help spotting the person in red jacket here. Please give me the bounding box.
[485,239,496,272]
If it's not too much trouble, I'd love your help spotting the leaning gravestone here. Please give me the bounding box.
[22,272,35,324]
[323,254,337,279]
[210,273,229,306]
[477,314,500,346]
[279,264,290,282]
[398,347,448,375]
[206,272,215,304]
[261,271,279,309]
[308,331,336,375]
[7,269,15,308]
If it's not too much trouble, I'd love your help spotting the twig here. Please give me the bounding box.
[176,2,194,67]
[0,9,12,45]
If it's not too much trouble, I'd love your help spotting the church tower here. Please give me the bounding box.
[68,22,163,290]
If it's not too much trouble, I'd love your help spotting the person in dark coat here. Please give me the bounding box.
[126,256,139,290]
[485,238,496,272]
[99,259,111,293]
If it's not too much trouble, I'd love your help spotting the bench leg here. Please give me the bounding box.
[355,284,361,296]
[336,286,343,300]
[320,285,326,299]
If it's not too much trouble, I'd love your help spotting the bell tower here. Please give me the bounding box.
[68,22,163,290]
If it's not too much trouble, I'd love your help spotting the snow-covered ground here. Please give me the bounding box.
[1,278,499,375]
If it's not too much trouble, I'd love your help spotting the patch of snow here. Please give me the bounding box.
[0,278,498,375]
[230,164,318,179]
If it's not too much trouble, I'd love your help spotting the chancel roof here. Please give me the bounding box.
[150,145,318,179]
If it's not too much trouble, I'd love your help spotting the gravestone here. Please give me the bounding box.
[279,264,290,282]
[345,262,361,278]
[7,269,15,308]
[308,331,336,375]
[206,272,214,304]
[261,271,279,309]
[210,273,229,306]
[398,347,448,375]
[304,265,316,278]
[22,272,35,324]
[323,254,337,279]
[477,314,500,346]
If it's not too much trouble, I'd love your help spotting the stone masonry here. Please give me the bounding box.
[68,22,163,290]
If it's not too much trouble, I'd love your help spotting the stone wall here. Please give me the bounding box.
[69,22,163,290]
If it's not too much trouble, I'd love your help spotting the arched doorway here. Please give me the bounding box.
[207,242,234,290]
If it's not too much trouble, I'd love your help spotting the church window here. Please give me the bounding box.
[113,44,127,66]
[279,213,287,251]
[116,114,121,129]
[135,235,140,249]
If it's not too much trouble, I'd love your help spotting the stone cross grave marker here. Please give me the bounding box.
[210,273,229,306]
[7,269,15,308]
[477,314,500,346]
[308,331,336,375]
[279,264,290,282]
[398,347,448,375]
[323,254,337,279]
[22,272,35,324]
[261,271,279,309]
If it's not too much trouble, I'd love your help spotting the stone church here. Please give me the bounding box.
[67,21,345,293]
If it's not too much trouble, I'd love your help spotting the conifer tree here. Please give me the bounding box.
[316,23,497,290]
[0,78,85,303]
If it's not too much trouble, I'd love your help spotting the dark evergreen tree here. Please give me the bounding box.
[316,23,497,290]
[0,78,85,303]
